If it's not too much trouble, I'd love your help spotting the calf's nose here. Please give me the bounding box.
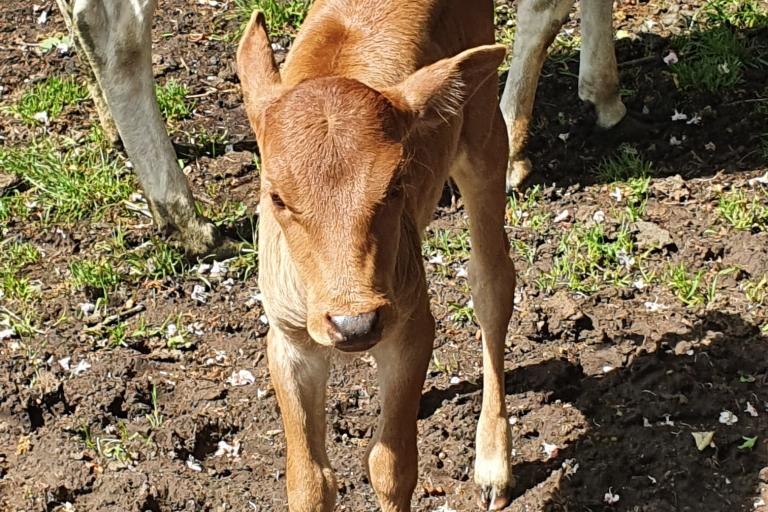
[329,310,379,339]
[327,309,381,351]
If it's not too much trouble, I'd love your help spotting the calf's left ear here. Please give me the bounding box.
[237,11,283,138]
[383,44,506,133]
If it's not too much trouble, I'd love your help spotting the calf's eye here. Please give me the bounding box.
[271,193,286,209]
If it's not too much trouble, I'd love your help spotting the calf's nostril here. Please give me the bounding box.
[329,310,379,340]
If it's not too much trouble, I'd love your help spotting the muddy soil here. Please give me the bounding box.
[1,1,767,511]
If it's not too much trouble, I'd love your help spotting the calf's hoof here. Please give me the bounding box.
[477,483,513,511]
[505,158,532,194]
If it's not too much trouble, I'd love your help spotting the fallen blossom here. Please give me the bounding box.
[705,142,717,152]
[602,365,615,373]
[58,357,71,371]
[432,505,458,512]
[616,249,635,269]
[541,442,559,460]
[643,417,652,428]
[644,300,667,312]
[37,9,48,25]
[718,62,730,74]
[633,278,646,290]
[449,376,460,385]
[227,369,255,386]
[196,263,212,274]
[456,266,468,278]
[186,455,203,472]
[554,209,570,223]
[604,488,620,504]
[72,360,91,376]
[428,254,445,265]
[259,314,269,325]
[166,323,178,338]
[222,278,235,290]
[745,402,758,417]
[214,439,240,458]
[592,210,605,223]
[78,302,95,315]
[648,475,657,485]
[719,410,738,426]
[663,50,678,66]
[191,284,209,303]
[748,172,768,186]
[686,114,702,125]
[692,431,715,451]
[210,260,229,278]
[610,187,623,202]
[245,290,263,308]
[671,109,688,121]
[0,327,15,340]
[669,136,683,146]
[32,111,49,125]
[561,458,579,477]
[257,388,269,399]
[558,132,570,142]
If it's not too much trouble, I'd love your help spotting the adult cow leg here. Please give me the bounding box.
[452,98,517,510]
[579,0,626,129]
[72,0,222,256]
[500,0,575,192]
[366,303,433,512]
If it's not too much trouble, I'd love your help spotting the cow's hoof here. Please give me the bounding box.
[505,158,532,194]
[477,484,513,511]
[592,112,662,146]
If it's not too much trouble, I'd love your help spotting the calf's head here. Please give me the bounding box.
[237,12,504,351]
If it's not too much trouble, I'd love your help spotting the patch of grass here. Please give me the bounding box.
[537,221,638,294]
[156,80,194,122]
[0,137,133,223]
[449,300,474,325]
[69,259,122,299]
[595,144,653,182]
[717,187,768,231]
[664,262,713,308]
[125,240,187,280]
[671,26,750,92]
[0,193,28,224]
[702,0,768,29]
[231,0,310,40]
[625,176,651,222]
[506,185,550,230]
[744,274,767,306]
[0,241,40,303]
[10,76,88,123]
[145,384,164,430]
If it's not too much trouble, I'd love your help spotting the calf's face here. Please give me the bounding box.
[259,79,409,351]
[237,12,506,351]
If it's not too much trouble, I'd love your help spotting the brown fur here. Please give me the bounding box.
[238,2,516,510]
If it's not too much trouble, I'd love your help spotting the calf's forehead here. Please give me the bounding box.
[260,78,405,192]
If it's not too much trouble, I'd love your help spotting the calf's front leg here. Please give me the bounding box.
[267,329,337,511]
[367,305,433,512]
[72,0,224,256]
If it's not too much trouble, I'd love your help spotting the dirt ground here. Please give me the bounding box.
[1,1,767,511]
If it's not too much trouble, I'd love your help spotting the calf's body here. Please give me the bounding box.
[238,1,516,510]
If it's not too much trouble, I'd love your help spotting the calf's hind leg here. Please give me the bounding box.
[71,0,225,256]
[451,106,516,511]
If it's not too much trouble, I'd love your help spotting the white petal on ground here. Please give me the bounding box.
[604,488,620,504]
[719,410,738,425]
[58,357,71,371]
[72,360,91,376]
[745,402,758,417]
[186,455,203,472]
[191,284,209,303]
[227,369,255,386]
[593,210,606,223]
[542,442,559,460]
[671,109,688,121]
[663,50,678,65]
[554,209,570,223]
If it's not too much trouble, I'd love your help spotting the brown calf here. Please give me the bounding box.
[238,1,515,510]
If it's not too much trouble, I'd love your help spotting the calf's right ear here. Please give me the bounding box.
[237,11,283,138]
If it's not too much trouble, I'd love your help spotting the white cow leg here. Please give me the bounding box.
[72,0,225,256]
[578,0,626,129]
